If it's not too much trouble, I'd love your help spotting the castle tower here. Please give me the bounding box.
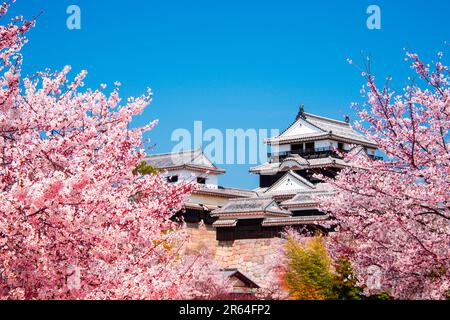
[212,107,380,240]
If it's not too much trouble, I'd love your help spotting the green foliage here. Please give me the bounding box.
[284,235,392,300]
[364,291,392,300]
[129,162,161,203]
[132,161,160,176]
[284,235,335,300]
[330,258,364,300]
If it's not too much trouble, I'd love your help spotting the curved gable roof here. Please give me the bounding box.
[267,111,377,147]
[211,197,291,217]
[144,148,225,174]
[264,170,315,195]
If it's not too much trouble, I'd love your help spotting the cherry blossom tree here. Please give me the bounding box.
[0,2,230,299]
[320,52,450,299]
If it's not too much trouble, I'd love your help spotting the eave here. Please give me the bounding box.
[267,133,378,149]
[261,215,329,226]
[160,164,226,174]
[211,211,291,219]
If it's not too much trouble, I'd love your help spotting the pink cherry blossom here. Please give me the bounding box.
[0,3,229,299]
[319,52,450,299]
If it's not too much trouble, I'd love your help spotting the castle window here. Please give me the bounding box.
[291,143,303,153]
[167,175,178,183]
[197,177,206,184]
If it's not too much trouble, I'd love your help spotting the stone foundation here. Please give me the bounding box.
[184,222,217,255]
[183,222,283,287]
[215,238,282,286]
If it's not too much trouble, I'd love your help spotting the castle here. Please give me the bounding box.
[144,106,379,288]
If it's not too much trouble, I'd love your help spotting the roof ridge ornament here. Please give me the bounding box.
[344,115,350,123]
[296,104,306,120]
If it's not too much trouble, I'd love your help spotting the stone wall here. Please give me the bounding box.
[184,222,218,255]
[215,238,282,286]
[184,223,284,287]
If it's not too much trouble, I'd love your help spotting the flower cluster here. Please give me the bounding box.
[320,52,450,299]
[0,2,228,299]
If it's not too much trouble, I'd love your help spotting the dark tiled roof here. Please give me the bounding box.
[249,156,350,174]
[280,184,333,207]
[220,269,260,289]
[248,162,280,174]
[212,219,237,227]
[144,148,225,174]
[183,202,219,211]
[212,197,291,217]
[306,113,370,140]
[261,215,329,226]
[263,170,316,196]
[267,112,377,147]
[195,186,258,198]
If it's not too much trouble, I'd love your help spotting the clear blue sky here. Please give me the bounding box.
[9,0,450,189]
